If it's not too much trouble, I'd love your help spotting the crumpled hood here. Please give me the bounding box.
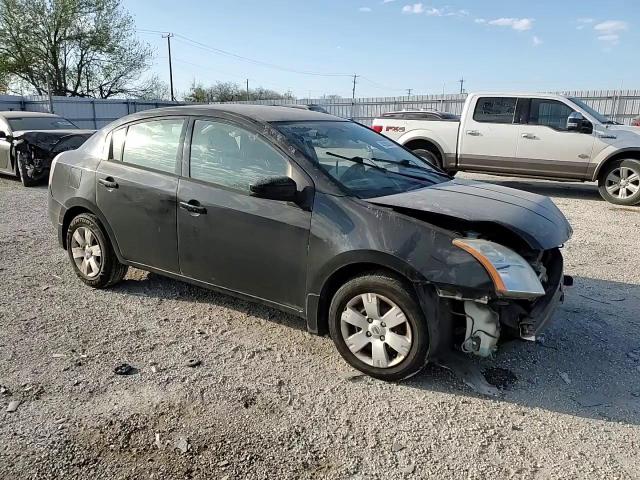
[13,129,95,154]
[366,179,573,250]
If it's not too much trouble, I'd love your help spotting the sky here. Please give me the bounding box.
[124,0,640,99]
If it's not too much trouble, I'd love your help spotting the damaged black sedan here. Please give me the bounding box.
[48,105,572,381]
[0,111,94,186]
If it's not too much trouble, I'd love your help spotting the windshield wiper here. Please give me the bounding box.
[325,152,436,183]
[368,156,450,178]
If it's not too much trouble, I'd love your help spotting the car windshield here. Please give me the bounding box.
[273,120,447,198]
[7,116,78,131]
[568,98,616,124]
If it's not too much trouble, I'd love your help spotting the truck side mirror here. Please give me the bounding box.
[567,112,593,134]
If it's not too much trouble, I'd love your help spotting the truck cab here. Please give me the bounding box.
[373,93,640,205]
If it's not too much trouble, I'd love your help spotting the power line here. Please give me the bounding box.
[172,34,352,77]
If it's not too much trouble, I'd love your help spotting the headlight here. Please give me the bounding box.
[453,238,545,299]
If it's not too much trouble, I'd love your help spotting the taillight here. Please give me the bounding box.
[371,125,383,133]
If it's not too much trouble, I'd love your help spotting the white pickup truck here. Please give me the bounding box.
[372,93,640,205]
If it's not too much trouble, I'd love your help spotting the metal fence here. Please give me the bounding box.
[222,89,640,126]
[1,89,639,128]
[0,95,180,129]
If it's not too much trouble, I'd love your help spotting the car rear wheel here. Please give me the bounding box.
[328,273,430,381]
[66,213,128,288]
[598,159,640,205]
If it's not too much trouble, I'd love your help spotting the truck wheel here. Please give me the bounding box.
[598,159,640,205]
[328,273,430,381]
[412,148,442,169]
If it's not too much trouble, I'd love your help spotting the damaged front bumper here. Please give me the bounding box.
[435,247,569,358]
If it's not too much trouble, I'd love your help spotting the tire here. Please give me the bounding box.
[598,159,640,206]
[66,213,128,288]
[328,273,430,381]
[16,152,39,187]
[412,148,456,177]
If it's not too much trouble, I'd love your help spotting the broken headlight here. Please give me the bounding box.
[452,238,545,300]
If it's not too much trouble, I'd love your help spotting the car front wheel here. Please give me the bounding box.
[328,273,430,381]
[66,213,128,288]
[598,159,640,205]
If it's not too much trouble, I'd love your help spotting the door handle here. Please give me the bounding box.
[179,200,207,215]
[521,133,537,139]
[466,130,480,136]
[98,177,118,189]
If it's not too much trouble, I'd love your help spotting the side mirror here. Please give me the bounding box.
[0,131,8,140]
[249,176,298,201]
[567,112,593,134]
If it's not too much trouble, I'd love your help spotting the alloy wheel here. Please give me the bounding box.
[605,166,640,200]
[340,293,413,368]
[70,227,102,278]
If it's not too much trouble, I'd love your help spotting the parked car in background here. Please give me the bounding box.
[49,105,572,381]
[632,116,640,127]
[0,112,94,186]
[372,93,640,205]
[282,104,329,114]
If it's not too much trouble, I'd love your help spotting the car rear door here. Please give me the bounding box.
[177,118,312,310]
[457,96,522,173]
[96,117,186,272]
[515,98,594,179]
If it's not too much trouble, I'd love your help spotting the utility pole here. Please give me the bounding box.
[162,33,175,101]
[47,74,54,113]
[406,88,412,97]
[246,79,250,101]
[458,76,465,94]
[351,74,359,120]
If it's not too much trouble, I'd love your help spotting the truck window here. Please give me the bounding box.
[528,99,575,131]
[473,97,517,124]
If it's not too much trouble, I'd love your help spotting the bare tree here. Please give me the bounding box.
[0,0,156,98]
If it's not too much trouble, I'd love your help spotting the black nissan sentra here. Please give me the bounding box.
[48,105,572,381]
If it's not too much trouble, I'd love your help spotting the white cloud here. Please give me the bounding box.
[382,0,396,3]
[359,6,372,12]
[576,18,594,30]
[474,18,485,24]
[594,20,628,45]
[402,3,424,14]
[426,7,443,16]
[487,17,534,31]
[532,35,543,46]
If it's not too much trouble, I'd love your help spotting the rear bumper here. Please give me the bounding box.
[48,190,66,248]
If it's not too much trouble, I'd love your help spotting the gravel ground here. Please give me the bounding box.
[1,173,639,479]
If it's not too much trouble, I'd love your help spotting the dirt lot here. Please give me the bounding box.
[1,173,639,479]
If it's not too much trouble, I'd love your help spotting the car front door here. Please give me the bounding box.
[177,118,312,310]
[457,96,523,173]
[515,98,595,179]
[96,118,186,272]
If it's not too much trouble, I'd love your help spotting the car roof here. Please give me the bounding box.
[0,111,61,119]
[136,104,345,123]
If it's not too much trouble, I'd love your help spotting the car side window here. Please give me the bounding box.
[121,119,184,173]
[528,99,576,131]
[189,119,289,191]
[473,97,517,124]
[110,127,126,161]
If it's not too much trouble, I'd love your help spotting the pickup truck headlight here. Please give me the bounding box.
[453,238,545,299]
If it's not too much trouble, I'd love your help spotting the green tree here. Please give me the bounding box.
[184,80,294,103]
[0,0,158,98]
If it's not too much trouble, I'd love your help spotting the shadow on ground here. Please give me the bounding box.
[109,269,640,426]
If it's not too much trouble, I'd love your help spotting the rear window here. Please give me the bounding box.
[473,97,517,124]
[7,116,78,131]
